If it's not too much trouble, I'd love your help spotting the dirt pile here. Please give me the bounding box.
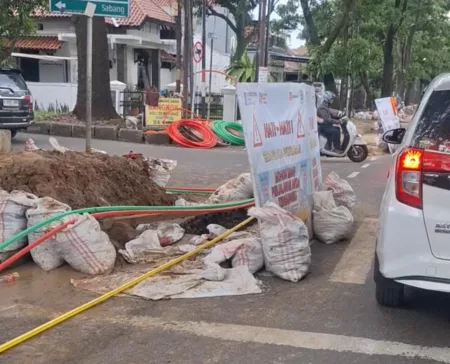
[0,151,176,209]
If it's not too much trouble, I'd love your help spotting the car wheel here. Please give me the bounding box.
[374,255,404,307]
[347,145,369,162]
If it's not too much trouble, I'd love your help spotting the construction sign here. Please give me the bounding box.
[374,96,400,154]
[236,83,321,233]
[145,98,182,126]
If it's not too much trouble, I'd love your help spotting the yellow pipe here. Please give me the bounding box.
[0,216,255,354]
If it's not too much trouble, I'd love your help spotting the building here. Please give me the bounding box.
[14,0,176,89]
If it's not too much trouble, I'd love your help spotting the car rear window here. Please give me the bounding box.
[0,72,28,92]
[412,90,450,151]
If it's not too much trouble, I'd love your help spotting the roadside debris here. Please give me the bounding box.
[249,202,311,282]
[0,272,19,284]
[323,172,357,210]
[209,173,253,203]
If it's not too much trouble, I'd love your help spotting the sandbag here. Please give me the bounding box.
[26,197,70,271]
[313,206,354,244]
[248,202,311,282]
[55,214,116,275]
[313,190,336,210]
[323,172,356,209]
[209,173,253,203]
[146,158,177,188]
[231,238,264,274]
[157,222,185,247]
[0,190,38,252]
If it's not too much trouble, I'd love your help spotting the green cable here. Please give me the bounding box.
[211,120,245,146]
[0,198,255,252]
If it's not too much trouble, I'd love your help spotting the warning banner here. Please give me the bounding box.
[236,83,322,229]
[145,98,182,126]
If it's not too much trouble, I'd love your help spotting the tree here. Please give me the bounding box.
[0,0,46,65]
[72,16,119,120]
[225,50,256,82]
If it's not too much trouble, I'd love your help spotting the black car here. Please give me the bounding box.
[0,69,34,138]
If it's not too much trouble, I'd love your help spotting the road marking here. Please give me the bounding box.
[361,163,370,169]
[329,218,378,285]
[346,172,360,179]
[108,316,450,363]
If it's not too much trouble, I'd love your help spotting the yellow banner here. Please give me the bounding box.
[145,98,182,125]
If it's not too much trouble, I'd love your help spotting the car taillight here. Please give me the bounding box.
[24,95,33,110]
[396,147,423,209]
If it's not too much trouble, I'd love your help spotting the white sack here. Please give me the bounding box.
[231,238,264,274]
[207,224,227,237]
[119,229,162,264]
[209,173,254,203]
[313,206,354,244]
[157,222,185,247]
[323,172,356,209]
[55,214,116,275]
[203,240,245,266]
[313,190,337,210]
[147,157,177,188]
[201,263,227,281]
[248,202,311,282]
[26,197,70,271]
[0,190,38,252]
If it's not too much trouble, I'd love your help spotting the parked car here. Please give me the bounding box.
[376,73,450,306]
[0,69,34,138]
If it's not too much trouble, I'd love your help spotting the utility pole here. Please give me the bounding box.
[201,0,207,118]
[175,0,182,93]
[207,32,217,119]
[257,0,267,80]
[264,0,273,68]
[85,3,95,153]
[182,0,189,109]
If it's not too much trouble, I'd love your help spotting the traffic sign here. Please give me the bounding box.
[49,0,129,17]
[193,41,203,63]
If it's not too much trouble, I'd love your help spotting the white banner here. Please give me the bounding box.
[375,97,400,153]
[237,83,322,228]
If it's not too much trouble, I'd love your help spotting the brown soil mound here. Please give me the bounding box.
[0,151,176,209]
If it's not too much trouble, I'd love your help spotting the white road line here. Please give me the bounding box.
[110,316,450,363]
[329,218,378,285]
[346,171,360,179]
[361,163,370,169]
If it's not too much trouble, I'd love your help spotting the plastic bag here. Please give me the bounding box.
[323,172,356,209]
[231,238,264,274]
[313,190,336,210]
[55,214,116,275]
[209,173,254,203]
[26,197,70,271]
[0,190,38,252]
[248,202,311,282]
[313,206,354,244]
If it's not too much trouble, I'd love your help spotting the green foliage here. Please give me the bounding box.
[0,0,46,65]
[225,51,256,82]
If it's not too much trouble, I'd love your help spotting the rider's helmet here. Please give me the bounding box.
[322,91,336,106]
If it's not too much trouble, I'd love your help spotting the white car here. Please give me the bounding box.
[376,73,450,306]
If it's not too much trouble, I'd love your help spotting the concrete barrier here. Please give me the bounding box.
[0,130,11,152]
[73,124,94,139]
[145,133,170,145]
[27,122,51,135]
[118,129,144,143]
[94,126,118,140]
[50,123,73,137]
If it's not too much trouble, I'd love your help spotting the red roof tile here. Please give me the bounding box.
[33,0,174,26]
[13,36,62,50]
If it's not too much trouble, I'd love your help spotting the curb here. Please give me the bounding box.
[26,122,169,145]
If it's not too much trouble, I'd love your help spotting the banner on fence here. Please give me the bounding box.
[145,98,182,125]
[375,97,400,153]
[237,83,322,229]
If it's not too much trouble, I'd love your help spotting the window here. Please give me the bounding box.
[412,90,450,150]
[0,71,28,91]
[37,23,44,30]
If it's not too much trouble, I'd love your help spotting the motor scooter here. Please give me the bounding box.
[319,116,369,162]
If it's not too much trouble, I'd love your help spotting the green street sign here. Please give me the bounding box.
[49,0,129,17]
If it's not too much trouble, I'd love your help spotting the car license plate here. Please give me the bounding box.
[3,99,19,107]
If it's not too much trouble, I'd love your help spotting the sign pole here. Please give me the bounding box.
[201,0,207,118]
[85,12,93,152]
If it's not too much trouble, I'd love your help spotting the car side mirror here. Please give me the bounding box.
[383,128,406,145]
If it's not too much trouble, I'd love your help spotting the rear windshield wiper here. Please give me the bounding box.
[0,86,15,93]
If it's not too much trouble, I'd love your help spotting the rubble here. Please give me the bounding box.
[0,151,176,209]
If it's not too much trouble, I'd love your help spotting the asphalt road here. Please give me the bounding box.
[1,133,449,364]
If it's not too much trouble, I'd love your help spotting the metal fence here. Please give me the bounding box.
[119,90,145,118]
[190,92,224,120]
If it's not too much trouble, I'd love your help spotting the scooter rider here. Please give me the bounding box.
[317,91,341,151]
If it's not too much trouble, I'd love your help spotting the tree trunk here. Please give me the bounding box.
[381,25,395,97]
[397,28,415,101]
[73,16,119,120]
[360,71,374,109]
